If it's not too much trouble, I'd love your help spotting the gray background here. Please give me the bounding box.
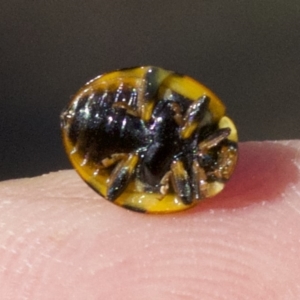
[1,1,300,181]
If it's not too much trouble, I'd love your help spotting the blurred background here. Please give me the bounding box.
[1,1,300,181]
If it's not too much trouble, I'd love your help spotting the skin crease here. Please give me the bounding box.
[0,141,300,300]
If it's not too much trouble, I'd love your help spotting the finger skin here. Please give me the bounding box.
[0,141,300,299]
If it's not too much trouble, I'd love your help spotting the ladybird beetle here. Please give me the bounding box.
[61,66,238,213]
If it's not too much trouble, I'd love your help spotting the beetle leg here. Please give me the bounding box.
[100,153,127,168]
[112,102,139,117]
[136,66,172,121]
[170,160,193,205]
[138,99,156,122]
[158,170,172,200]
[210,143,238,180]
[198,128,231,153]
[106,153,139,201]
[180,95,210,139]
[192,160,208,199]
[169,102,184,126]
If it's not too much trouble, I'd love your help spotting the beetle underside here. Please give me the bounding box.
[97,95,236,205]
[61,66,238,213]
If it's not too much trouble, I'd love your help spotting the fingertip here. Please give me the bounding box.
[1,140,300,299]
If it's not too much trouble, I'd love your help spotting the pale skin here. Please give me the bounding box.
[0,141,300,299]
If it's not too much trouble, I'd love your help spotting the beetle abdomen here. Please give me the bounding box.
[62,89,149,164]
